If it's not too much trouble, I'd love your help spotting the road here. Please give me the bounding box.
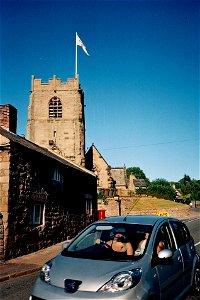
[0,272,38,300]
[0,218,199,300]
[184,217,200,255]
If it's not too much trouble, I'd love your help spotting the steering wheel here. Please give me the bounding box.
[98,240,110,249]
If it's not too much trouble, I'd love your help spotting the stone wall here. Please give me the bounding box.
[0,139,97,261]
[27,75,85,166]
[98,197,198,219]
[98,197,135,216]
[0,146,10,258]
[0,213,4,261]
[0,104,17,133]
[85,145,114,193]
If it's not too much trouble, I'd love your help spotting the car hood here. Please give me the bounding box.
[49,254,138,292]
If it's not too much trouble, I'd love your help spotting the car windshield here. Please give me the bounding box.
[61,223,152,261]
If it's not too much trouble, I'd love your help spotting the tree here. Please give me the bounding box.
[177,176,200,195]
[179,174,191,185]
[126,167,147,179]
[190,189,200,207]
[146,178,177,201]
[150,178,171,187]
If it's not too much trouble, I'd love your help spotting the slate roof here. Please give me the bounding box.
[0,126,95,177]
[110,167,127,186]
[133,178,147,188]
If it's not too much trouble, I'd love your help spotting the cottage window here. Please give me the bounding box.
[30,203,45,225]
[86,199,92,215]
[49,97,62,118]
[53,166,62,182]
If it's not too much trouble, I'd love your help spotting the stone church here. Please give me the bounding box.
[0,73,147,261]
[27,75,85,166]
[25,74,132,196]
[25,73,146,196]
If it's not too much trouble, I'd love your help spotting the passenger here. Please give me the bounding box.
[134,232,149,256]
[157,241,165,254]
[96,230,134,255]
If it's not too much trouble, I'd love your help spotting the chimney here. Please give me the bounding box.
[0,104,17,133]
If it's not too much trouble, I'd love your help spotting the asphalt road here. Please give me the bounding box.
[0,272,38,300]
[184,217,200,255]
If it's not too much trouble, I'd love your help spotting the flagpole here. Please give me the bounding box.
[75,32,78,78]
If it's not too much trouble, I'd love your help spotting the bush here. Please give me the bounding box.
[146,179,177,201]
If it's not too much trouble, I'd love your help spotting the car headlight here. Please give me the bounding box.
[99,268,142,293]
[40,260,52,283]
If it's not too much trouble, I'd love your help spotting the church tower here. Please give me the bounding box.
[26,75,85,166]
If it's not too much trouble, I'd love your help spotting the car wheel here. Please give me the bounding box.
[192,263,200,295]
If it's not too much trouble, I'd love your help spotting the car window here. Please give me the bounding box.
[169,221,190,248]
[154,222,175,254]
[61,223,153,261]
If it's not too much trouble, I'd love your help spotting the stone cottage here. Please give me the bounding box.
[0,105,97,261]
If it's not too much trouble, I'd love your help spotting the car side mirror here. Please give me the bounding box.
[158,249,173,259]
[62,242,70,250]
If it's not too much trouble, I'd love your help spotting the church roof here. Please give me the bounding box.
[133,178,147,187]
[86,144,110,166]
[110,167,127,186]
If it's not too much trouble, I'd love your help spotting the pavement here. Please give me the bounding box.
[0,241,66,282]
[0,208,199,283]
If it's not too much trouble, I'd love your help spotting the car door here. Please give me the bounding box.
[152,222,184,300]
[169,220,195,290]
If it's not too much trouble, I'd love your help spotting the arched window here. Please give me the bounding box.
[49,97,62,118]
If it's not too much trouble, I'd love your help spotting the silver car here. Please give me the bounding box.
[30,215,200,299]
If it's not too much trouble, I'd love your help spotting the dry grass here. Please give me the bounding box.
[125,196,189,211]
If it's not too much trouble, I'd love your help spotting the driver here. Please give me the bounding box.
[96,229,134,256]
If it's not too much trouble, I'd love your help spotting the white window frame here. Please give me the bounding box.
[30,203,45,225]
[85,194,92,215]
[86,200,92,215]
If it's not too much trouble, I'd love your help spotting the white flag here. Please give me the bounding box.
[76,32,90,56]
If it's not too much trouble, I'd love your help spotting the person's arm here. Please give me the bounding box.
[126,242,134,255]
[96,239,112,247]
[134,240,143,256]
[157,241,165,254]
[137,240,143,250]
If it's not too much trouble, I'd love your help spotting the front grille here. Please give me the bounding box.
[31,296,45,300]
[64,279,82,293]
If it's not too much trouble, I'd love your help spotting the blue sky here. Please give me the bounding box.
[0,0,199,182]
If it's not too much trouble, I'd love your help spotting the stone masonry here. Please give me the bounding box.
[0,144,10,260]
[26,75,85,166]
[85,144,114,193]
[0,104,17,133]
[98,197,200,219]
[0,124,97,261]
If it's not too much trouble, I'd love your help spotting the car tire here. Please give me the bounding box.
[191,262,200,296]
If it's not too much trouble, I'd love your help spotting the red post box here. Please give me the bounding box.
[97,209,106,219]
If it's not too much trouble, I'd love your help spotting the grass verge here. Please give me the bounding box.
[126,196,189,211]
